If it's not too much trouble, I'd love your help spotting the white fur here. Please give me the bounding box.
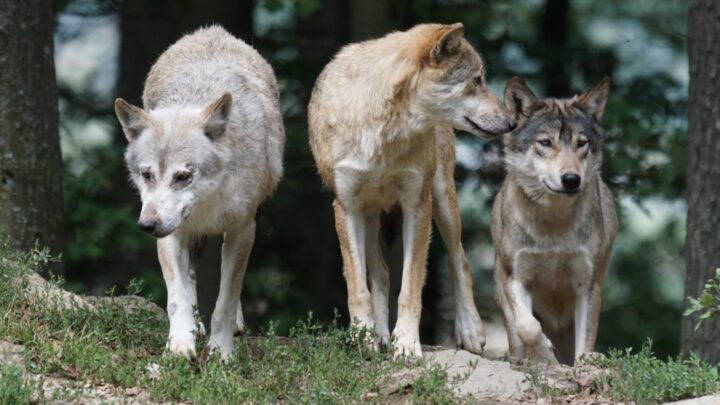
[117,26,285,361]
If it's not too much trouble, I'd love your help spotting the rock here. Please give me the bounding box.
[423,348,531,401]
[663,394,720,405]
[0,339,25,370]
[23,270,95,312]
[85,295,166,320]
[377,368,425,396]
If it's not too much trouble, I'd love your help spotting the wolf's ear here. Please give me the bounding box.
[504,77,538,121]
[114,98,150,142]
[203,92,233,140]
[575,77,610,122]
[430,23,464,64]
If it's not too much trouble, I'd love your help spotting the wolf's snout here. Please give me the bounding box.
[138,219,158,234]
[561,173,581,190]
[506,118,518,132]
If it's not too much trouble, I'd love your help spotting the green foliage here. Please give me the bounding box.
[0,366,35,405]
[591,341,719,404]
[684,268,720,331]
[63,146,152,264]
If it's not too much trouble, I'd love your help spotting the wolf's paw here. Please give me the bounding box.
[517,319,544,347]
[392,331,422,360]
[527,336,558,364]
[455,308,486,354]
[166,332,197,360]
[205,336,234,363]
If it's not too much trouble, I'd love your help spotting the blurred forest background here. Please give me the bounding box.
[1,0,703,359]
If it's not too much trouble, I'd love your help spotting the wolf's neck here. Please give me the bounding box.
[381,98,439,141]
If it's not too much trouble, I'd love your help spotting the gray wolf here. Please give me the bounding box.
[308,23,516,357]
[114,25,285,360]
[492,77,617,365]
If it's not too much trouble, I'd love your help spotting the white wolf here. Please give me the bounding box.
[114,26,285,360]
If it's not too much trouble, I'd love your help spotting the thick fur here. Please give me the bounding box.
[308,23,516,357]
[114,26,285,360]
[492,77,617,365]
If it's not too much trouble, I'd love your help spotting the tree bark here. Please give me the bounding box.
[0,0,64,273]
[682,0,720,363]
[540,0,570,95]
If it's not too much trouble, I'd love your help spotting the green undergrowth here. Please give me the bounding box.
[0,239,459,403]
[591,341,719,404]
[0,366,35,405]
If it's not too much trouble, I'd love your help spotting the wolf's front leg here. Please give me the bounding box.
[432,167,485,354]
[574,285,591,360]
[207,220,255,361]
[506,279,557,363]
[333,199,375,334]
[393,176,432,359]
[158,234,199,359]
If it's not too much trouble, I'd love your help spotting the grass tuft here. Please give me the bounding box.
[0,366,35,405]
[591,340,719,404]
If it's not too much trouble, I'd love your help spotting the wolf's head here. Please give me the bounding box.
[501,77,610,202]
[114,93,232,238]
[398,23,516,138]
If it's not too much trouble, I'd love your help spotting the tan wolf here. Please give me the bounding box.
[308,23,516,357]
[492,77,618,365]
[114,26,285,360]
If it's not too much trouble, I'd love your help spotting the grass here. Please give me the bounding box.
[0,366,35,405]
[0,239,459,403]
[591,340,719,404]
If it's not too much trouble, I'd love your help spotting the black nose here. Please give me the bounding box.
[561,173,581,190]
[138,220,157,234]
[507,119,517,132]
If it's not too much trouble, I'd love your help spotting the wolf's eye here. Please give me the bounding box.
[174,172,192,183]
[538,139,552,147]
[474,76,483,86]
[141,170,152,181]
[577,139,588,148]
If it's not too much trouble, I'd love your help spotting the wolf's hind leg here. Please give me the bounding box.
[366,211,390,345]
[206,220,255,361]
[506,279,557,363]
[432,165,485,354]
[159,234,199,359]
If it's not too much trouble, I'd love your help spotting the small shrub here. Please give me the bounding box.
[592,340,719,404]
[685,268,720,330]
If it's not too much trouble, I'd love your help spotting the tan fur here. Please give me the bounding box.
[309,23,515,357]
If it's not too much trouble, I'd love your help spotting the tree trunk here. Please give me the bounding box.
[0,0,64,274]
[681,0,720,363]
[540,0,570,95]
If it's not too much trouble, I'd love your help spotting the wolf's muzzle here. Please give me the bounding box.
[138,219,158,235]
